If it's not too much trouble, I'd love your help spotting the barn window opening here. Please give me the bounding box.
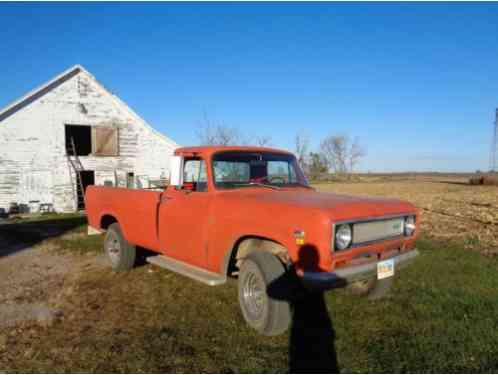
[65,125,92,156]
[65,124,119,157]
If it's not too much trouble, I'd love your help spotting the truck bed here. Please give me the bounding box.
[85,185,162,252]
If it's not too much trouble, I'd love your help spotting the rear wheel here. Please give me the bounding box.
[104,223,136,271]
[238,251,292,336]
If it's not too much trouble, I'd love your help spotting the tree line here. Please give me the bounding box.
[196,114,366,177]
[294,132,365,178]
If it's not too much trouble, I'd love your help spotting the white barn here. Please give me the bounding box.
[0,65,179,213]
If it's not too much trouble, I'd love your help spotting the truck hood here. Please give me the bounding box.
[219,189,416,221]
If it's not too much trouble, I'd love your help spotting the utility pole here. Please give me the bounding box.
[491,108,498,172]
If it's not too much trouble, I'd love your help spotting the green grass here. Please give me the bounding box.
[2,216,498,372]
[52,232,104,255]
[331,238,498,372]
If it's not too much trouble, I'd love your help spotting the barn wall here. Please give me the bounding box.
[0,69,178,213]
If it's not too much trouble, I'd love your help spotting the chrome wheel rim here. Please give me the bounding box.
[106,231,121,265]
[242,270,266,321]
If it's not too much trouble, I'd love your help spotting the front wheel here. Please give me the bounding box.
[238,251,292,336]
[104,223,136,271]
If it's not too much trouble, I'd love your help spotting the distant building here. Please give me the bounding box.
[0,65,179,213]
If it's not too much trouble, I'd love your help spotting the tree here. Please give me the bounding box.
[320,135,365,174]
[348,137,366,173]
[196,112,243,146]
[307,152,328,176]
[295,132,310,170]
[320,135,346,173]
[195,113,275,147]
[254,136,272,147]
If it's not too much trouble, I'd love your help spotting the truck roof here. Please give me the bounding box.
[175,145,294,156]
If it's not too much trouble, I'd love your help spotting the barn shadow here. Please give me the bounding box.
[267,244,339,374]
[0,214,87,258]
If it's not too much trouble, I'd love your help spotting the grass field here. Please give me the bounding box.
[1,178,498,373]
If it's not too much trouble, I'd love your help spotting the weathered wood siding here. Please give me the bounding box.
[0,69,178,212]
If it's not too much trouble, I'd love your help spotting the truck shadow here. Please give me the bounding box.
[0,215,87,258]
[267,244,339,373]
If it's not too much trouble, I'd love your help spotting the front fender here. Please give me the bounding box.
[213,226,333,276]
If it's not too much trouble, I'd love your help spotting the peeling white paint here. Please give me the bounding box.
[0,66,179,212]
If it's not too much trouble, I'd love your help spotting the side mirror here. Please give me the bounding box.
[169,155,184,187]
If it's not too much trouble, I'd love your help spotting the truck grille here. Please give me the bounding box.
[352,217,404,245]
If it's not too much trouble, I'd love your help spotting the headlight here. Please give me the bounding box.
[335,224,352,250]
[404,216,416,236]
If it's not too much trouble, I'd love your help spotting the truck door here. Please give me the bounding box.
[158,158,212,268]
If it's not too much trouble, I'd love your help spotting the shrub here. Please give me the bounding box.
[469,173,498,186]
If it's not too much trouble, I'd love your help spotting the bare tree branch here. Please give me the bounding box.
[320,135,366,174]
[254,136,273,147]
[295,132,309,170]
[196,112,243,146]
[320,135,345,173]
[307,151,328,177]
[349,137,366,173]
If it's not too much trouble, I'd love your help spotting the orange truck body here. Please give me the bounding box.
[86,146,419,285]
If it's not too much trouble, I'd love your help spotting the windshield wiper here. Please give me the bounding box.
[233,182,281,190]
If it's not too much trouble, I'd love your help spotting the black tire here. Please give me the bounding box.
[104,223,136,271]
[238,251,292,336]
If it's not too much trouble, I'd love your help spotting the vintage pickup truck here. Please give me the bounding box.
[86,146,419,335]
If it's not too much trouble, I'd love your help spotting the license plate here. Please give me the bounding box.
[377,259,395,280]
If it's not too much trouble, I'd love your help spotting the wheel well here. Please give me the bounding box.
[226,236,289,276]
[100,214,117,230]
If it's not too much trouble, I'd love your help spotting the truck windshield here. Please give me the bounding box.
[212,152,309,189]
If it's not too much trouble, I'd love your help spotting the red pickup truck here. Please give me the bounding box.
[86,146,419,335]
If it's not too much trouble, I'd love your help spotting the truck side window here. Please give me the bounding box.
[267,161,298,183]
[213,161,250,182]
[183,159,208,192]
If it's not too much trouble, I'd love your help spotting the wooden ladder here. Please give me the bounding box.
[67,137,86,210]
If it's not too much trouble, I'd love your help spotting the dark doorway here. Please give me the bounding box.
[78,170,95,210]
[126,172,135,188]
[66,125,92,156]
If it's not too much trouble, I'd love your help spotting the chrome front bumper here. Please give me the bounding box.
[301,249,419,290]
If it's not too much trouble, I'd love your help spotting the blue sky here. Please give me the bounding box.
[1,2,497,172]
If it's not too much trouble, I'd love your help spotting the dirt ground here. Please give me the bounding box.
[315,176,498,255]
[0,232,107,332]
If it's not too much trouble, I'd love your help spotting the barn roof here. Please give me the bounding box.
[0,64,179,148]
[0,64,83,122]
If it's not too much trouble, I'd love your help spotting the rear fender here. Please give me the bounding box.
[98,211,119,231]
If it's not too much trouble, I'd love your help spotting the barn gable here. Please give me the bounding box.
[0,65,179,213]
[0,65,177,148]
